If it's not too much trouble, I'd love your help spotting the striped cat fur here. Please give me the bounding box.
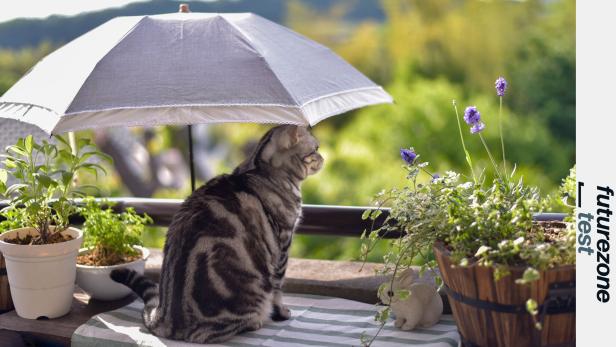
[110,125,323,343]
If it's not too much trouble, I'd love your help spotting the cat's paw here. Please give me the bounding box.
[245,320,263,332]
[271,305,291,321]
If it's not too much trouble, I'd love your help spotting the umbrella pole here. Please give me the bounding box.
[188,125,196,192]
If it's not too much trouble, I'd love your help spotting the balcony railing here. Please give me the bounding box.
[1,197,566,238]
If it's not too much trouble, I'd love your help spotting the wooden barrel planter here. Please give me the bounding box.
[0,252,14,313]
[434,242,575,347]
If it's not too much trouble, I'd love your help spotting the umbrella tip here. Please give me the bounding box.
[179,3,190,13]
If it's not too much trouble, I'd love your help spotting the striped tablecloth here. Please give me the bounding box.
[72,294,460,347]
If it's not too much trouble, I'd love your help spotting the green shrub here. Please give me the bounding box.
[0,135,110,244]
[79,198,152,266]
[359,77,575,343]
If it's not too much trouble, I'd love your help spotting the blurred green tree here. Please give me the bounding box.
[0,0,575,261]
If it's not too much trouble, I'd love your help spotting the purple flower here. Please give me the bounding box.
[495,77,508,97]
[431,173,440,182]
[463,106,481,125]
[470,122,485,134]
[400,148,417,164]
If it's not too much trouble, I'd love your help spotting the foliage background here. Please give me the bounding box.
[0,0,575,262]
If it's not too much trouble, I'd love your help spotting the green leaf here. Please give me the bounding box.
[516,267,540,285]
[77,163,107,175]
[79,151,112,165]
[61,172,73,187]
[24,135,33,154]
[7,145,28,157]
[77,137,92,149]
[0,169,7,184]
[5,183,28,196]
[396,289,410,300]
[37,174,55,188]
[474,245,490,257]
[54,135,71,148]
[525,298,539,316]
[362,209,371,220]
[464,148,473,171]
[58,149,74,162]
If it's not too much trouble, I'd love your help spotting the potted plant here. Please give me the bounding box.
[76,198,152,301]
[0,135,108,319]
[361,77,575,347]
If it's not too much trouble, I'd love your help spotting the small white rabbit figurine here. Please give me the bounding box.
[378,268,443,330]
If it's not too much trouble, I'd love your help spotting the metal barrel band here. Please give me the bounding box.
[442,281,575,315]
[445,281,575,347]
[539,281,575,316]
[442,284,527,314]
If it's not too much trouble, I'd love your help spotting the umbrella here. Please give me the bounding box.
[0,4,393,191]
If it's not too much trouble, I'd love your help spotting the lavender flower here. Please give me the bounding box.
[470,122,485,134]
[400,148,417,164]
[463,106,481,125]
[495,77,508,97]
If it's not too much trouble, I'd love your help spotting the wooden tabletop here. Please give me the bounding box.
[0,286,137,346]
[0,254,447,347]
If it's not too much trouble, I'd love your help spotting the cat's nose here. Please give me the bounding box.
[314,154,324,170]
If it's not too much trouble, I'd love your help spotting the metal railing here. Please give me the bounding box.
[0,198,566,239]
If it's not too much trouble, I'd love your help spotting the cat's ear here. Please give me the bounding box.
[234,128,276,174]
[285,126,300,148]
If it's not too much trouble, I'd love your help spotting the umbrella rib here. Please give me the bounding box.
[0,101,57,114]
[62,16,148,120]
[218,15,300,106]
[299,86,390,108]
[53,113,308,134]
[62,102,301,116]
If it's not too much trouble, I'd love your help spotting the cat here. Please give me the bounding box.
[110,125,323,343]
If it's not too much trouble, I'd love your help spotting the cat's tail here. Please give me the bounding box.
[110,268,159,328]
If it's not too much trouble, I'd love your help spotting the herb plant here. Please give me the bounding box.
[360,77,575,345]
[0,135,110,244]
[0,207,26,233]
[79,198,152,266]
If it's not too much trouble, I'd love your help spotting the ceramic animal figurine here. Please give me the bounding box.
[378,268,443,330]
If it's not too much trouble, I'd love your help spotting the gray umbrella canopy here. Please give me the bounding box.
[0,12,392,134]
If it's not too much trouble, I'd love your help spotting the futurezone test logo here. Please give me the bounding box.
[577,182,612,303]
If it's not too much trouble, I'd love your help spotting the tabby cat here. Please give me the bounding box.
[111,125,323,343]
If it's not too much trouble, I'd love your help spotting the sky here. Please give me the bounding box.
[0,0,147,23]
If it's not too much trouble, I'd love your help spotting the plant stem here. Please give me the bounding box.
[420,167,436,178]
[364,242,412,347]
[452,101,477,184]
[359,197,392,272]
[498,96,507,179]
[364,319,387,347]
[479,134,503,182]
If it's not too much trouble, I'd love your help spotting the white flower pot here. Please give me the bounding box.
[76,246,149,301]
[0,227,83,319]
